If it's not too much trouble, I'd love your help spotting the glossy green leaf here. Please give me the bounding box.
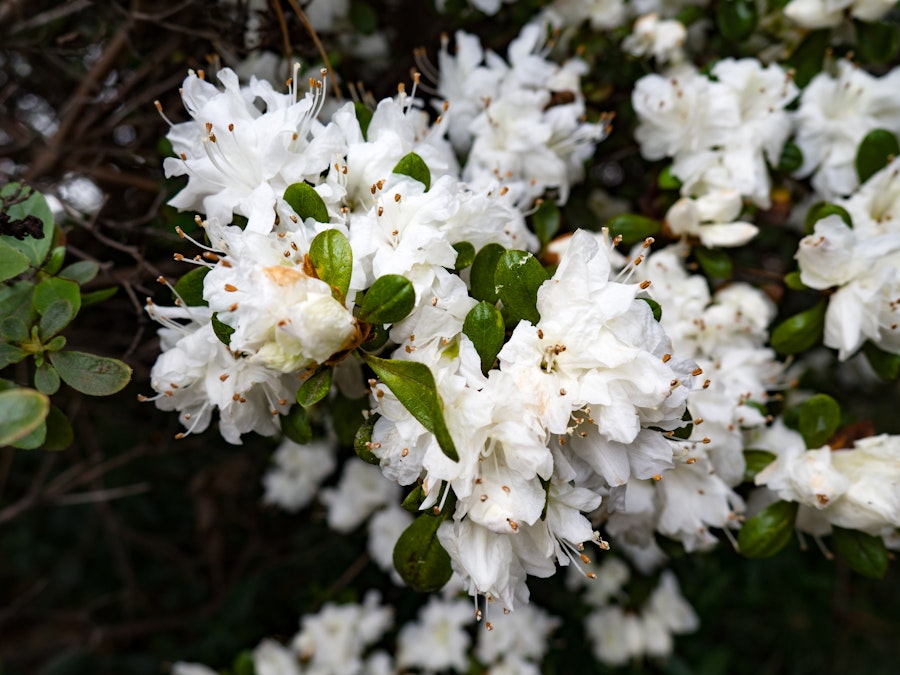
[470,243,505,303]
[743,449,777,482]
[717,0,758,42]
[797,394,841,448]
[59,260,99,285]
[606,213,661,245]
[771,301,826,355]
[39,299,75,339]
[362,353,458,462]
[309,229,352,302]
[0,387,49,446]
[787,29,829,88]
[1,182,54,267]
[361,322,390,353]
[81,286,118,308]
[738,500,798,559]
[358,274,415,324]
[784,271,808,291]
[284,182,329,223]
[532,200,561,246]
[494,250,549,325]
[855,20,900,65]
[855,129,900,184]
[42,404,73,451]
[34,276,81,320]
[463,301,505,374]
[862,341,900,380]
[297,365,333,407]
[211,313,235,346]
[402,484,426,512]
[452,241,475,271]
[354,102,373,140]
[392,152,431,191]
[831,526,888,579]
[0,240,30,282]
[49,351,132,396]
[353,413,380,465]
[34,362,60,395]
[173,266,209,307]
[777,141,804,174]
[393,510,453,592]
[694,247,733,279]
[281,404,312,445]
[803,202,853,234]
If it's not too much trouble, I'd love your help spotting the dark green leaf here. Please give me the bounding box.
[0,343,28,369]
[862,341,900,380]
[452,241,475,271]
[803,202,853,234]
[361,322,390,353]
[532,200,561,246]
[0,240,30,282]
[349,0,378,33]
[402,484,426,512]
[281,405,312,445]
[743,449,777,482]
[606,213,661,245]
[34,276,81,320]
[81,287,118,308]
[657,165,682,190]
[1,317,28,343]
[784,271,808,291]
[494,250,549,325]
[470,243,505,303]
[42,404,73,451]
[0,387,49,446]
[831,526,889,579]
[771,301,826,355]
[777,141,804,174]
[462,301,505,374]
[393,510,453,592]
[797,394,841,448]
[39,299,74,339]
[855,20,900,65]
[284,182,329,223]
[855,129,900,184]
[173,266,209,307]
[738,500,798,558]
[787,29,830,88]
[42,246,66,275]
[358,274,415,324]
[232,650,257,675]
[354,102,373,140]
[0,280,35,326]
[297,365,333,407]
[34,362,60,395]
[392,152,431,191]
[11,418,46,449]
[1,182,54,268]
[639,297,662,322]
[49,351,132,396]
[717,0,758,42]
[59,260,99,285]
[309,229,352,302]
[362,353,458,462]
[353,413,380,465]
[694,247,733,279]
[211,313,235,345]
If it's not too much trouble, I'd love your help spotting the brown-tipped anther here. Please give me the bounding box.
[692,367,703,376]
[640,280,651,289]
[662,353,672,362]
[224,284,238,292]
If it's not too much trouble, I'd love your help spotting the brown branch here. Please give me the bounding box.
[284,0,341,99]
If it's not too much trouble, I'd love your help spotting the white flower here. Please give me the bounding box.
[475,602,560,665]
[319,461,401,533]
[396,597,473,672]
[665,190,758,247]
[367,505,414,577]
[262,437,337,512]
[585,605,644,666]
[784,0,895,28]
[253,639,302,675]
[622,14,687,65]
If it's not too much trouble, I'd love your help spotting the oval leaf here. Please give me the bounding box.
[297,365,334,407]
[463,301,505,374]
[743,449,777,482]
[452,241,475,271]
[49,351,132,396]
[855,20,900,65]
[470,243,506,303]
[607,214,661,245]
[309,229,352,302]
[777,141,804,174]
[787,29,829,88]
[284,182,329,224]
[717,0,758,42]
[34,276,81,320]
[1,316,28,343]
[59,260,99,284]
[173,266,210,307]
[353,413,380,465]
[0,240,30,283]
[0,343,28,369]
[803,202,852,234]
[797,393,841,448]
[39,299,75,339]
[362,353,458,462]
[862,340,900,380]
[358,274,415,324]
[738,500,798,559]
[0,387,50,446]
[831,526,888,579]
[494,250,549,325]
[855,128,900,184]
[771,301,826,355]
[42,404,74,451]
[532,200,561,246]
[34,362,60,395]
[694,247,733,279]
[393,511,453,592]
[392,152,431,191]
[281,404,312,445]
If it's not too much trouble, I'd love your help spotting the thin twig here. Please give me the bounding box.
[51,483,151,506]
[284,0,341,99]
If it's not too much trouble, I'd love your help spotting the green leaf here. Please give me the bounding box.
[532,200,561,246]
[494,250,549,325]
[1,316,28,343]
[42,246,66,275]
[639,297,662,322]
[59,260,99,284]
[232,650,257,675]
[45,336,66,352]
[34,276,81,320]
[284,182,329,223]
[855,129,900,184]
[362,353,459,462]
[349,0,378,33]
[0,240,30,282]
[42,404,73,451]
[1,182,54,267]
[777,141,804,174]
[281,405,312,445]
[743,449,777,482]
[0,280,35,326]
[80,287,117,308]
[402,484,426,512]
[694,247,733,279]
[34,362,60,395]
[0,387,50,446]
[0,343,28,369]
[393,510,453,592]
[309,229,352,302]
[862,341,900,380]
[39,299,75,339]
[361,322,390,353]
[831,526,889,579]
[392,152,431,190]
[738,500,798,558]
[211,313,235,346]
[470,243,506,303]
[354,102,373,140]
[771,301,826,355]
[173,266,209,307]
[717,0,758,42]
[452,241,475,271]
[855,20,900,65]
[787,29,830,88]
[657,165,682,190]
[803,202,853,234]
[12,418,46,449]
[797,393,841,448]
[462,301,505,374]
[48,351,132,396]
[297,365,333,407]
[358,274,415,324]
[784,271,808,291]
[353,413,380,465]
[606,213,661,245]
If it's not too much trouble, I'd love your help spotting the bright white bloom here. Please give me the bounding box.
[475,602,560,665]
[319,461,401,533]
[541,0,629,30]
[567,556,630,607]
[253,639,302,675]
[622,14,687,65]
[665,190,758,247]
[396,597,473,672]
[784,0,896,28]
[262,437,337,512]
[585,605,645,666]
